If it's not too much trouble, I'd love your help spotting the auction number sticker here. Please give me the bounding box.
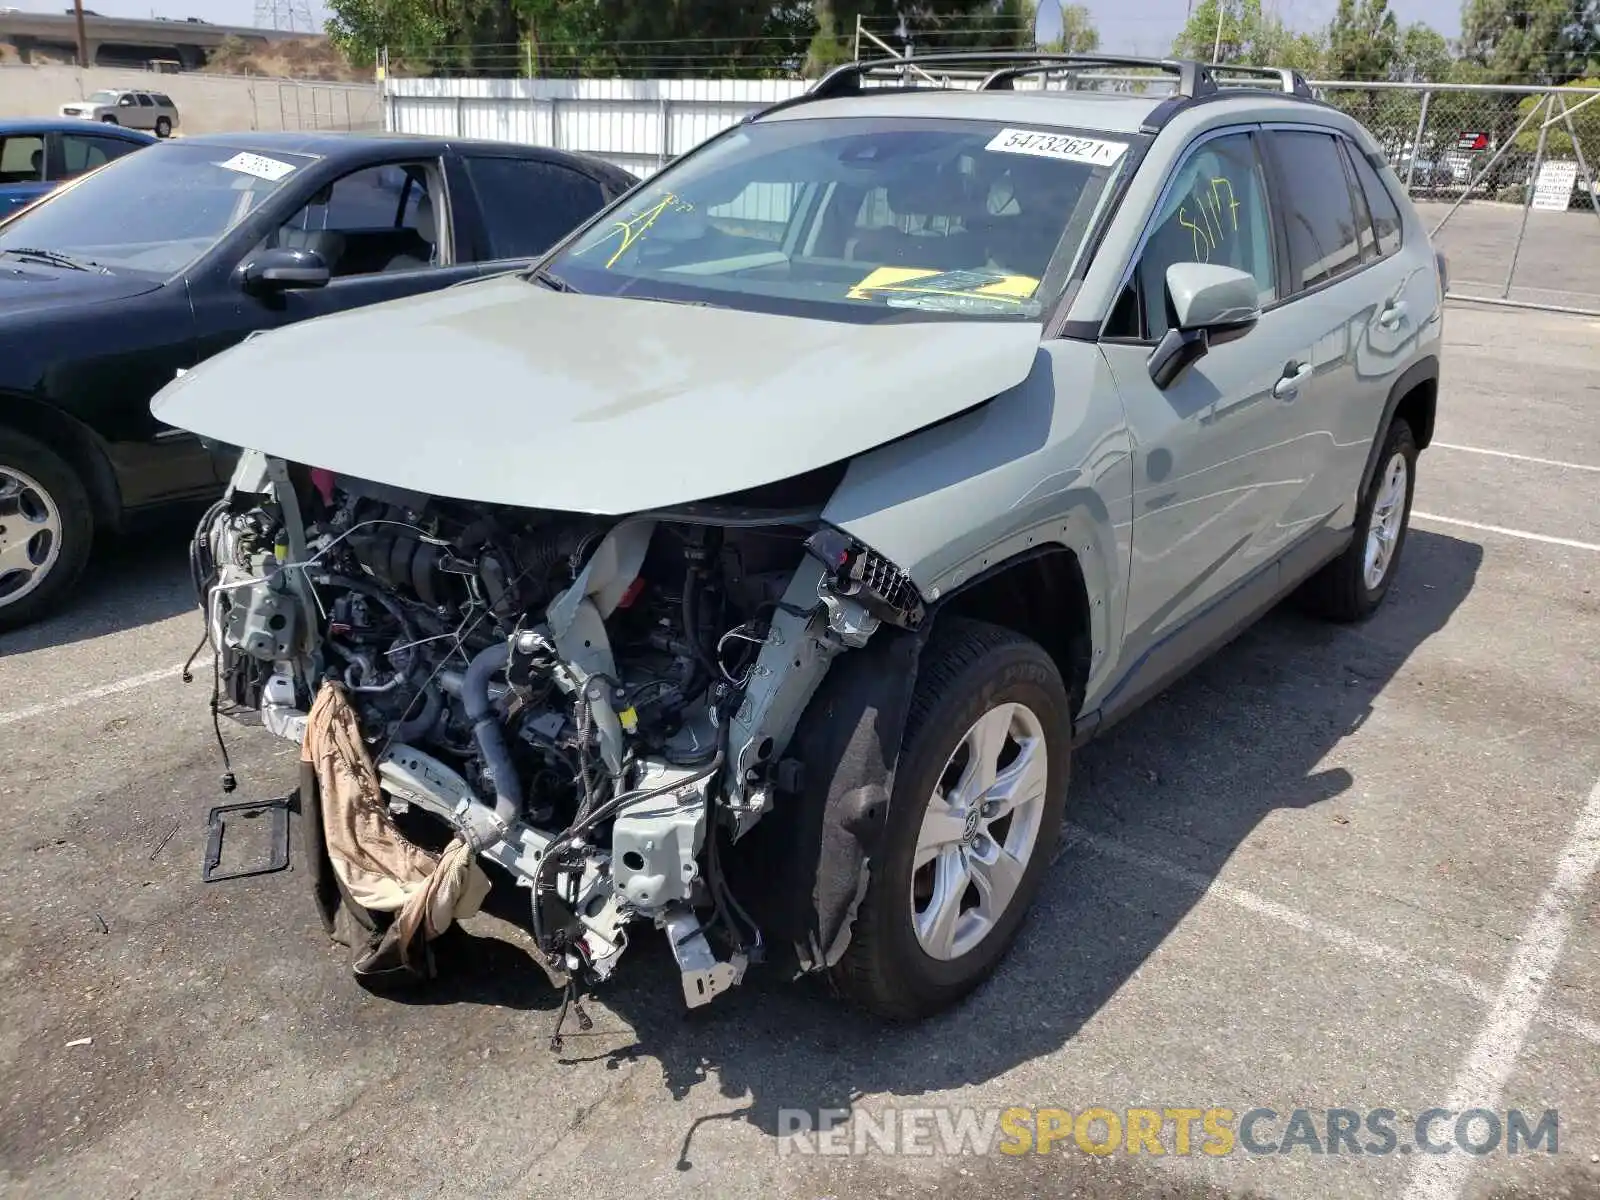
[216,152,298,182]
[985,128,1127,167]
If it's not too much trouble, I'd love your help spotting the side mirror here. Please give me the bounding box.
[239,246,330,294]
[1147,262,1261,389]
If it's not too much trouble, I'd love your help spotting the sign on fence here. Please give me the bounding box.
[1532,161,1579,211]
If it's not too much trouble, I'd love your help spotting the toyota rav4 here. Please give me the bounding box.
[153,54,1445,1021]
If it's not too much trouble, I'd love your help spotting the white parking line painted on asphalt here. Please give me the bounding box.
[1432,442,1600,473]
[1412,511,1600,553]
[1061,823,1600,1048]
[1402,774,1600,1200]
[0,663,182,729]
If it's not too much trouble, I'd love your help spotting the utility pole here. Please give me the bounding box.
[1211,0,1225,63]
[73,0,88,68]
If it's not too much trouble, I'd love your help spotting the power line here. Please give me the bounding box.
[254,0,316,35]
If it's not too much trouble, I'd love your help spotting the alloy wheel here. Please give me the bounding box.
[1363,450,1408,591]
[910,701,1049,961]
[0,465,64,609]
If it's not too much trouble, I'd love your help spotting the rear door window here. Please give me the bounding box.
[0,135,45,184]
[462,156,606,259]
[58,133,141,179]
[1267,130,1364,290]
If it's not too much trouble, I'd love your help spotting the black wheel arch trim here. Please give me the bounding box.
[1360,355,1437,500]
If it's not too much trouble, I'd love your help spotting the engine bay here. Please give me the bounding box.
[191,450,924,1011]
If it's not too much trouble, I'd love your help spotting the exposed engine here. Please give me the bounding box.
[191,450,924,1010]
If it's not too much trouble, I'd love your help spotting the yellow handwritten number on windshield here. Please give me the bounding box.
[579,192,694,269]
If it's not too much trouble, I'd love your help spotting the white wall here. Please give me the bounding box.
[0,63,382,133]
[386,77,807,177]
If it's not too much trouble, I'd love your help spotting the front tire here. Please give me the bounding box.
[1298,418,1418,622]
[100,114,118,125]
[155,117,171,138]
[0,429,95,634]
[831,619,1071,1019]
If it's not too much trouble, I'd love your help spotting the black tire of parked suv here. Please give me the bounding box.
[1297,417,1418,623]
[100,114,118,125]
[0,427,95,634]
[831,618,1072,1019]
[155,117,172,138]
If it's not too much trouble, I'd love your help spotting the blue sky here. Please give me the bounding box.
[15,0,1464,58]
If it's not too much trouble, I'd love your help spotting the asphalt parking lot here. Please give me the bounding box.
[1417,199,1600,312]
[1,302,1598,1200]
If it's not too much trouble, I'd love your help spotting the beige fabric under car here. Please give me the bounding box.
[301,683,490,964]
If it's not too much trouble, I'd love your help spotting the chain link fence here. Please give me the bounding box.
[1318,81,1600,313]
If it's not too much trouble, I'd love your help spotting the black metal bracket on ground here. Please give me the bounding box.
[202,797,292,882]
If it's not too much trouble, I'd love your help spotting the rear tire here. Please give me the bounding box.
[155,117,171,138]
[831,619,1071,1019]
[0,428,95,634]
[1298,418,1418,622]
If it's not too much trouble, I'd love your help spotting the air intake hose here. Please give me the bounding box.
[462,642,523,830]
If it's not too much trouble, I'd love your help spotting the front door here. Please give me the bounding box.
[188,156,481,478]
[1099,128,1315,688]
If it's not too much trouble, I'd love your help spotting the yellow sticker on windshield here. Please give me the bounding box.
[847,266,1040,302]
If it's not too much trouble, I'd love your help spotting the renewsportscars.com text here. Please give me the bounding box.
[777,1106,1560,1158]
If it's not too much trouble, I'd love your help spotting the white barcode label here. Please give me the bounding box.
[985,128,1127,167]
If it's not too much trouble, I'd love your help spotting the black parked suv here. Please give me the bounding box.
[0,132,635,631]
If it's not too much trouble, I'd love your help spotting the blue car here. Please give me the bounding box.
[0,118,155,217]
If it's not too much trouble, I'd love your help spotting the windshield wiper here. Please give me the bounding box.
[0,247,106,273]
[527,265,579,294]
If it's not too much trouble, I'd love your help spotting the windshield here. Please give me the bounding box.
[546,116,1134,321]
[86,91,120,104]
[0,142,313,276]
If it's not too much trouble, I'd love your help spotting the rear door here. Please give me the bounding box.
[49,130,145,183]
[455,152,613,270]
[1259,127,1419,527]
[1099,127,1314,666]
[0,132,51,216]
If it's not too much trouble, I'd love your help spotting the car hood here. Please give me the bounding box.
[0,263,159,316]
[151,274,1045,514]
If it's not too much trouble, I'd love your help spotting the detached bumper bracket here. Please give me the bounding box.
[202,798,292,882]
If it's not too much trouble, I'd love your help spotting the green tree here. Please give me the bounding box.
[1515,75,1600,168]
[325,0,449,70]
[1040,3,1100,52]
[1460,0,1593,84]
[1393,21,1452,81]
[1326,0,1398,80]
[1172,0,1315,66]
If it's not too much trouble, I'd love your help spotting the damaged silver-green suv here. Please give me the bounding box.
[155,53,1444,1020]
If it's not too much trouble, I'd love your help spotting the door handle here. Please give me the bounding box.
[1272,362,1312,401]
[1378,300,1409,329]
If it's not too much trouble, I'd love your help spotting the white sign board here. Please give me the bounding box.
[1532,161,1579,211]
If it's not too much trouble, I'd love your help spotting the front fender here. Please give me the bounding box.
[823,339,1133,714]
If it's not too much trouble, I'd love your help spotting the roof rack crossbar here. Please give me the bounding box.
[744,52,1318,126]
[1201,62,1315,97]
[809,52,1213,100]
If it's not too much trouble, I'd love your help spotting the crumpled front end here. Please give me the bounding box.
[193,449,926,1010]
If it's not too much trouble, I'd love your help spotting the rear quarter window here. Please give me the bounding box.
[463,156,606,259]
